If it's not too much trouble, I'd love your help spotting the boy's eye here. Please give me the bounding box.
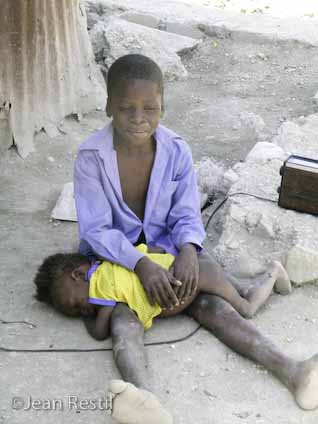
[118,105,131,111]
[144,106,158,111]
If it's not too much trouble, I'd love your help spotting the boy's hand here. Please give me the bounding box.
[169,244,199,302]
[135,257,181,308]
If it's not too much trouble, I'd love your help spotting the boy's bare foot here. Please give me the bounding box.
[293,354,318,410]
[243,261,291,317]
[272,261,292,295]
[108,379,173,424]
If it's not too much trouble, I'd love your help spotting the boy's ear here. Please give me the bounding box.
[71,269,85,281]
[106,98,112,118]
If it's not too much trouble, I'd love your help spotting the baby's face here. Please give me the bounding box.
[55,264,96,317]
[107,78,162,145]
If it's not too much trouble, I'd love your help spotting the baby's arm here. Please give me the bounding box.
[83,306,114,341]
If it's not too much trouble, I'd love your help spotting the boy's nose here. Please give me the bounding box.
[130,109,145,123]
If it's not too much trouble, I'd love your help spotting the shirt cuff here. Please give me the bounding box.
[178,235,203,253]
[123,247,146,271]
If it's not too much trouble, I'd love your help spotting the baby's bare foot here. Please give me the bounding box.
[108,380,173,424]
[272,261,292,295]
[294,354,318,410]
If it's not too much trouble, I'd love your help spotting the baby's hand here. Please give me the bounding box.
[147,246,166,254]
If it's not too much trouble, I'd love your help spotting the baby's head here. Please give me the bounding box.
[34,253,95,317]
[106,54,164,143]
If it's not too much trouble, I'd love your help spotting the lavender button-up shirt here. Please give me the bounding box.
[74,122,206,271]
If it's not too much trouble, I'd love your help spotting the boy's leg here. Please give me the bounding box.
[187,285,318,409]
[198,254,291,318]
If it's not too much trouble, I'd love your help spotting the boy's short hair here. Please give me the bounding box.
[107,54,164,98]
[34,253,89,306]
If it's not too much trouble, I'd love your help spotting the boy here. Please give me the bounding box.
[70,54,318,422]
[34,245,291,336]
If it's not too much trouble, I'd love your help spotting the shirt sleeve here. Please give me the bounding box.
[74,150,145,270]
[167,143,206,252]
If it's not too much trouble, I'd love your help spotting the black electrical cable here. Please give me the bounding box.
[0,323,201,353]
[205,191,277,231]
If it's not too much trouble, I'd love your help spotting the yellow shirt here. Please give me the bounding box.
[89,244,175,329]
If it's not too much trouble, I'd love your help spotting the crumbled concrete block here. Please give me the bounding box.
[273,114,318,158]
[245,142,285,163]
[213,114,318,278]
[285,245,318,285]
[89,18,200,80]
[51,182,77,222]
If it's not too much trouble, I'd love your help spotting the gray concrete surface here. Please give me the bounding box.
[1,1,318,423]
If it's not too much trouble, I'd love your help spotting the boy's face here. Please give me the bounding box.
[55,264,95,317]
[107,79,163,145]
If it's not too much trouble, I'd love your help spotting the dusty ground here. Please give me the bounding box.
[1,3,318,424]
[173,0,318,18]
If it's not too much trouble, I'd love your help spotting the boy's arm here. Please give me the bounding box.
[167,142,205,251]
[82,306,114,341]
[166,142,205,300]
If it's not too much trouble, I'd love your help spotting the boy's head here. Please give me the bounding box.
[34,253,95,317]
[106,54,164,144]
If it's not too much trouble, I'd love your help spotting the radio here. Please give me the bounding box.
[278,155,318,215]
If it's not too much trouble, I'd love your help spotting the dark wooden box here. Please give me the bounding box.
[278,155,318,215]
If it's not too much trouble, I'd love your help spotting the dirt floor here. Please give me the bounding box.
[1,7,318,424]
[172,0,318,18]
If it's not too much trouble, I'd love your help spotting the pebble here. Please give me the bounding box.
[203,389,217,399]
[257,52,266,60]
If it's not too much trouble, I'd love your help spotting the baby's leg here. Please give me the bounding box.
[197,254,290,318]
[109,304,173,423]
[109,380,173,424]
[197,256,253,318]
[243,261,291,316]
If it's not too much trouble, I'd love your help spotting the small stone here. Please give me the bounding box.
[203,389,217,399]
[257,52,266,60]
[234,411,251,419]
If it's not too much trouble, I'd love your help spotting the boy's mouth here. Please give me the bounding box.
[127,129,148,134]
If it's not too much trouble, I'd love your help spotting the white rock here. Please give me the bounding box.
[245,142,286,163]
[220,169,239,194]
[285,245,318,285]
[51,182,77,222]
[273,114,318,158]
[90,18,200,81]
[194,157,226,197]
[239,111,267,140]
[213,115,318,277]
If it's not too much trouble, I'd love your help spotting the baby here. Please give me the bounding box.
[34,243,291,340]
